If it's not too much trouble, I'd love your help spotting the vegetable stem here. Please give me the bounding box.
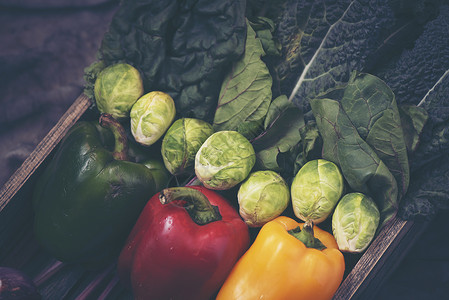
[99,113,129,161]
[159,187,222,225]
[288,220,326,250]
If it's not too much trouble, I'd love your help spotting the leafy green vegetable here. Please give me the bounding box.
[248,17,281,57]
[269,0,398,108]
[398,105,428,153]
[414,70,449,164]
[271,0,351,97]
[251,1,449,223]
[95,63,144,120]
[298,119,322,165]
[332,192,380,253]
[365,0,441,73]
[213,20,272,138]
[399,70,449,219]
[377,5,449,106]
[84,0,247,121]
[238,170,290,227]
[311,96,399,229]
[195,131,256,190]
[291,159,344,224]
[83,60,105,102]
[400,154,449,220]
[251,95,303,173]
[369,6,449,220]
[379,5,449,170]
[341,72,409,198]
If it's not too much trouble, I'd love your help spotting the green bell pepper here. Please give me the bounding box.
[32,113,169,266]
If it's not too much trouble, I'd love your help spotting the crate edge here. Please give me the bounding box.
[0,94,91,212]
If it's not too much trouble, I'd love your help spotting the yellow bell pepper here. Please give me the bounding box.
[216,216,345,300]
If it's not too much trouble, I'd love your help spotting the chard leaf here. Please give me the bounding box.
[341,72,410,198]
[213,20,272,133]
[252,95,303,173]
[311,98,399,229]
[248,17,281,57]
[263,95,290,130]
[237,119,264,141]
[86,0,246,121]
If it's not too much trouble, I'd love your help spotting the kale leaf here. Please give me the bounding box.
[400,154,449,220]
[85,0,247,121]
[370,5,449,219]
[267,0,401,110]
[270,0,352,99]
[377,5,449,106]
[399,70,449,219]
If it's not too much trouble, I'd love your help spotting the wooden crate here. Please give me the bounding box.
[0,94,429,299]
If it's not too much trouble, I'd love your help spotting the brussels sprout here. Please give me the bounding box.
[94,63,144,120]
[195,131,255,190]
[130,91,176,146]
[291,159,344,223]
[332,192,380,253]
[161,118,214,175]
[238,170,290,227]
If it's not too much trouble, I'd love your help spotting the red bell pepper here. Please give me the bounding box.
[117,185,250,300]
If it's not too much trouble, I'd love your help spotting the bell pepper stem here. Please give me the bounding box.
[159,187,222,225]
[99,113,129,161]
[288,220,326,250]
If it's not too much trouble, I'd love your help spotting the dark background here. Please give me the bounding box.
[1,1,448,299]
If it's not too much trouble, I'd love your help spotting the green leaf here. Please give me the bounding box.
[263,95,290,129]
[237,119,264,141]
[398,104,428,153]
[311,97,399,230]
[400,69,449,220]
[248,17,281,57]
[252,95,303,173]
[299,119,322,163]
[213,20,273,133]
[83,60,106,101]
[86,0,247,121]
[341,73,410,198]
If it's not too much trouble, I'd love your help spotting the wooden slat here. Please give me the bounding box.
[0,94,91,212]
